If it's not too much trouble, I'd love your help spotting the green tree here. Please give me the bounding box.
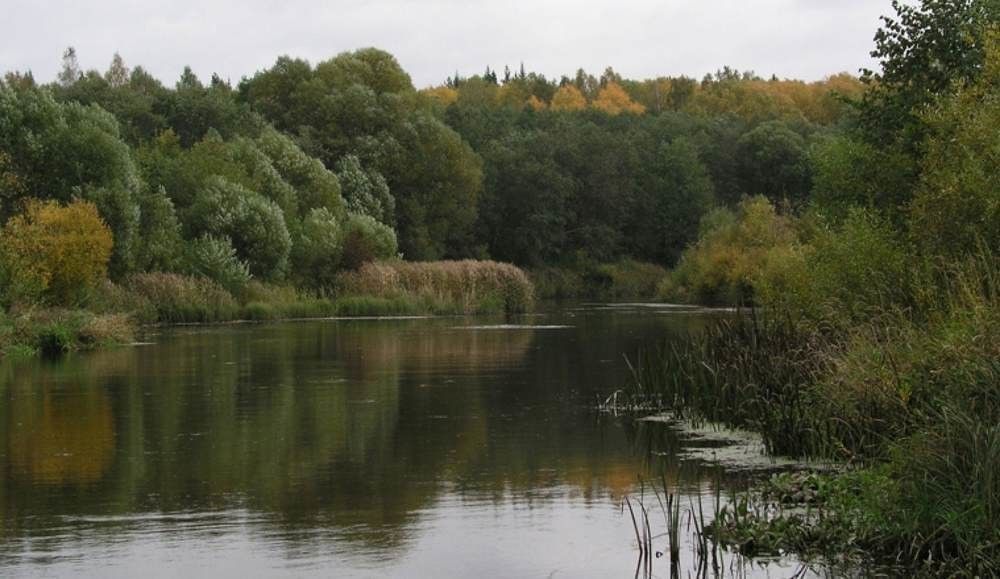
[910,28,1000,257]
[859,0,1000,147]
[335,155,394,226]
[640,138,715,264]
[736,121,812,205]
[186,176,292,279]
[0,85,143,276]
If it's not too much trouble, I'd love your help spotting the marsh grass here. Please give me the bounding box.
[0,308,137,357]
[337,259,534,314]
[620,311,831,457]
[620,248,1000,574]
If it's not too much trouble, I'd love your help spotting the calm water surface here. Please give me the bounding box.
[0,304,819,578]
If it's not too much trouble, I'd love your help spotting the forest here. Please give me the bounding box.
[1,9,868,340]
[0,0,997,572]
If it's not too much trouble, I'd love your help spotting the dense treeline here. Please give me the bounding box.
[0,39,864,296]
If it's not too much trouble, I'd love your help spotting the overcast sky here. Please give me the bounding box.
[2,0,898,88]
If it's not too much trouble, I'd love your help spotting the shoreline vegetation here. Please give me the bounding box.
[0,259,537,359]
[608,3,999,573]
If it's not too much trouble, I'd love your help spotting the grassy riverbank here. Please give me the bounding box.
[0,259,535,359]
[619,247,998,574]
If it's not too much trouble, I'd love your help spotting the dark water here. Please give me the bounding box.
[0,304,816,578]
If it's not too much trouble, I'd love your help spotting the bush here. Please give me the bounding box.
[184,235,252,294]
[755,208,913,329]
[293,208,343,288]
[340,212,398,271]
[661,196,799,305]
[0,308,136,358]
[0,199,114,306]
[589,261,667,300]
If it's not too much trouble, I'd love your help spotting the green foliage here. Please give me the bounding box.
[859,0,1000,147]
[808,134,916,221]
[910,29,1000,258]
[340,212,398,271]
[335,155,394,225]
[735,121,812,205]
[639,137,715,264]
[531,260,667,300]
[756,209,913,328]
[0,308,135,358]
[256,127,344,217]
[240,50,481,260]
[661,197,800,305]
[0,85,143,276]
[136,186,183,272]
[293,208,343,289]
[186,176,292,279]
[184,235,252,293]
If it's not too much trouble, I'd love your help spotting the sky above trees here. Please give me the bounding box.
[4,0,894,87]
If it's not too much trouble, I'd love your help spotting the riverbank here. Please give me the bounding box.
[613,246,999,575]
[0,259,536,359]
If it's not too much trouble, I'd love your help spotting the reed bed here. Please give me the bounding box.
[615,249,1000,573]
[336,259,535,314]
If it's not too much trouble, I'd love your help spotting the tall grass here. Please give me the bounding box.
[337,259,534,314]
[623,311,831,457]
[125,272,241,324]
[621,247,1000,572]
[0,308,135,357]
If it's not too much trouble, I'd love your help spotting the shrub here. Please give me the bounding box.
[661,196,799,305]
[184,235,252,294]
[79,313,136,346]
[0,199,113,306]
[755,208,913,329]
[293,208,343,288]
[340,212,398,271]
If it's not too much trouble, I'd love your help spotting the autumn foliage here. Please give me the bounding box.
[0,199,114,304]
[592,82,645,115]
[550,85,587,111]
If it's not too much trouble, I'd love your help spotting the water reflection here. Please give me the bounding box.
[0,305,813,577]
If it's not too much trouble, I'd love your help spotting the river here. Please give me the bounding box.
[0,303,819,578]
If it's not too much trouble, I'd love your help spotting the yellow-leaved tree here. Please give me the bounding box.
[525,95,547,111]
[550,84,588,111]
[592,82,645,115]
[0,199,114,305]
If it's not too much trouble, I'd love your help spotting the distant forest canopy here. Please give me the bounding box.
[5,0,975,298]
